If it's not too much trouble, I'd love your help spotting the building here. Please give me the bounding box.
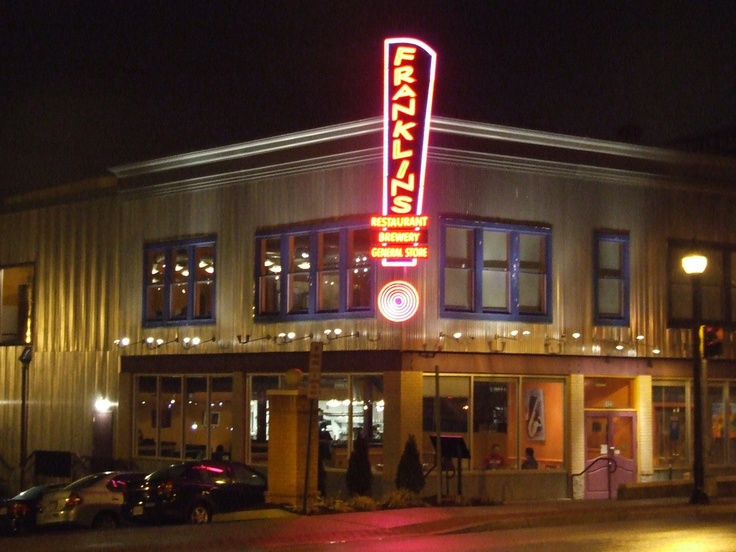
[2,116,736,501]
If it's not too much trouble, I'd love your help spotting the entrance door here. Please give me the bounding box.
[584,411,637,499]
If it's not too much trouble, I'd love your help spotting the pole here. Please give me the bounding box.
[19,359,29,490]
[302,397,315,513]
[434,365,442,504]
[690,275,709,504]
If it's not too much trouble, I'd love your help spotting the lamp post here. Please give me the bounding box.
[681,252,709,505]
[19,345,32,491]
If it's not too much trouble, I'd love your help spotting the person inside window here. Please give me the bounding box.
[483,443,505,469]
[522,446,539,469]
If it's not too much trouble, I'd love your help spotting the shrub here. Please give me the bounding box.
[383,488,427,509]
[346,434,373,496]
[395,434,425,493]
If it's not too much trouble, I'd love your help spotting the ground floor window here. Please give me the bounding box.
[134,375,233,460]
[708,381,736,466]
[652,382,690,470]
[422,374,565,470]
[248,373,384,469]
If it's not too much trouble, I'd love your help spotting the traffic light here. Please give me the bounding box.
[700,325,724,358]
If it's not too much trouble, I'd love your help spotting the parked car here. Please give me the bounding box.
[123,460,267,524]
[36,471,145,530]
[0,484,63,536]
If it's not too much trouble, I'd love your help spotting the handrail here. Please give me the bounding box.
[571,456,618,478]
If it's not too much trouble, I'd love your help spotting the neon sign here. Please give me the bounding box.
[372,38,437,268]
[377,281,420,323]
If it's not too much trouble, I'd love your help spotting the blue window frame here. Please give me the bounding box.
[144,237,216,326]
[255,222,374,321]
[440,217,552,322]
[594,232,630,326]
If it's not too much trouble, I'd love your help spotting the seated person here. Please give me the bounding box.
[483,444,505,469]
[521,446,539,469]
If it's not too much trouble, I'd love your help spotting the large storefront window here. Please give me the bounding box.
[250,375,279,463]
[0,263,34,345]
[318,375,384,469]
[422,374,564,470]
[135,375,232,460]
[708,382,736,466]
[652,383,689,470]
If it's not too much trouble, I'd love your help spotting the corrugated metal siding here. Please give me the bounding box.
[0,194,121,465]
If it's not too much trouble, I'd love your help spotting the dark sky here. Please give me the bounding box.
[1,1,734,199]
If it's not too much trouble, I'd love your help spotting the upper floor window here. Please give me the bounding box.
[668,240,731,328]
[594,232,630,326]
[144,238,215,326]
[441,218,552,322]
[0,264,34,345]
[256,222,373,320]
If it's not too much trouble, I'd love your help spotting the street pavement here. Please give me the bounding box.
[7,496,736,551]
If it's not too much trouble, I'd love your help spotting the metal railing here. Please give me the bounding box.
[571,456,618,500]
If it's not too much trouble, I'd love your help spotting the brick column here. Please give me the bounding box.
[265,390,318,508]
[570,374,585,499]
[636,375,653,482]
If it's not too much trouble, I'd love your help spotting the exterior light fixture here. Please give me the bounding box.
[182,336,215,350]
[237,334,272,344]
[324,329,359,342]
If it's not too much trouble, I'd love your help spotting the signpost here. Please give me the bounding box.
[303,341,323,512]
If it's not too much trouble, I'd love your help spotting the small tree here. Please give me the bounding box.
[346,434,372,496]
[395,434,425,493]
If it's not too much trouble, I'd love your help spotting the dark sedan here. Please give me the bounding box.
[123,460,267,525]
[0,484,63,536]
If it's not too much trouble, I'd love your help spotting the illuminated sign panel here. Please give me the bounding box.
[372,38,437,268]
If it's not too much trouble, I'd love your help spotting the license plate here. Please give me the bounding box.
[132,505,144,516]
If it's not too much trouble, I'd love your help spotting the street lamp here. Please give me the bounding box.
[19,345,32,491]
[681,251,709,504]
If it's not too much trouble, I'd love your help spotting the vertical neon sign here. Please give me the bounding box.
[375,38,436,322]
[377,37,436,268]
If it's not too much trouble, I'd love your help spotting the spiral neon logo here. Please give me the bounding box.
[378,280,420,322]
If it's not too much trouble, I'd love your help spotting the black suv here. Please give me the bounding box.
[123,460,267,524]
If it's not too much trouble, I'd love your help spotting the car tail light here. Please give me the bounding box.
[156,481,174,497]
[63,493,82,510]
[9,503,29,515]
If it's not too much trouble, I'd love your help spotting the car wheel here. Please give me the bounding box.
[92,512,119,530]
[188,503,211,524]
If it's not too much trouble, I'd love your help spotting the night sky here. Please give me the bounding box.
[1,1,734,199]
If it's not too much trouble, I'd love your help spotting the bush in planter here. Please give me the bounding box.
[395,434,425,493]
[346,434,372,496]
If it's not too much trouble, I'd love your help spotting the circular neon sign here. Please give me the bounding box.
[378,280,420,322]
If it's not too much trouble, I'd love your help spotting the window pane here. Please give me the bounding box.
[521,380,565,470]
[729,383,736,465]
[184,377,208,459]
[318,376,350,468]
[146,249,166,322]
[446,227,473,267]
[259,238,281,315]
[598,279,622,316]
[194,245,214,319]
[599,241,622,273]
[318,232,340,312]
[159,377,182,458]
[211,377,233,459]
[446,268,473,310]
[519,234,545,270]
[250,376,280,463]
[519,272,545,313]
[135,376,158,457]
[483,230,510,312]
[422,376,470,468]
[482,269,508,311]
[0,264,34,345]
[348,229,372,310]
[288,235,310,314]
[709,384,726,464]
[652,384,688,469]
[473,379,516,469]
[170,248,189,319]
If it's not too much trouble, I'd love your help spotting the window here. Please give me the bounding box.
[651,383,689,470]
[668,240,729,327]
[441,218,552,322]
[134,374,232,460]
[423,374,566,470]
[256,222,374,320]
[594,232,630,325]
[0,264,33,345]
[144,238,215,326]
